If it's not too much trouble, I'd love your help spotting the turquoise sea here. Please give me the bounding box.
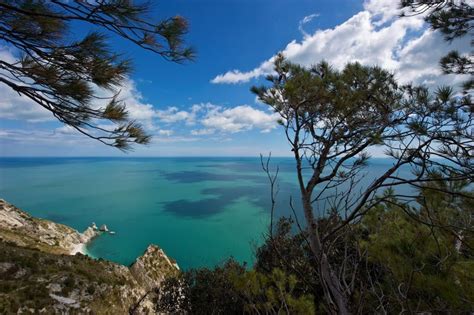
[0,157,410,270]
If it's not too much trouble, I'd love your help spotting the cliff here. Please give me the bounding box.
[0,199,179,314]
[0,199,89,255]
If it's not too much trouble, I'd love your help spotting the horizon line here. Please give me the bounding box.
[0,155,394,159]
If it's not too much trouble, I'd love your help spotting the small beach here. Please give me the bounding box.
[70,243,86,256]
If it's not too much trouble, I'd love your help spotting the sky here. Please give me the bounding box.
[0,0,471,157]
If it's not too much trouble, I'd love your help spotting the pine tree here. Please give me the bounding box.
[0,0,194,150]
[400,0,473,90]
[252,54,473,314]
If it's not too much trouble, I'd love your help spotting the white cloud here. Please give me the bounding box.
[201,105,279,133]
[0,47,158,128]
[155,105,200,125]
[107,79,155,122]
[0,127,92,146]
[0,127,197,151]
[55,125,77,135]
[211,0,470,88]
[157,129,174,136]
[153,103,280,134]
[395,29,469,86]
[0,85,55,122]
[363,0,403,26]
[299,13,319,37]
[191,128,215,136]
[149,135,199,144]
[211,58,275,84]
[0,48,55,122]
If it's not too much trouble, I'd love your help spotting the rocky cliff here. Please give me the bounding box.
[0,199,88,255]
[0,199,179,314]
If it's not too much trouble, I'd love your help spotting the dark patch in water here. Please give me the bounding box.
[161,198,231,218]
[0,158,88,168]
[196,161,296,173]
[160,170,266,184]
[161,182,302,219]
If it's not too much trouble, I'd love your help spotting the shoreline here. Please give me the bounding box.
[70,242,87,255]
[70,224,103,256]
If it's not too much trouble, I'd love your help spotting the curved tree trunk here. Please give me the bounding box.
[302,195,351,315]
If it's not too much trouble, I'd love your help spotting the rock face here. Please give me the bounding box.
[0,199,180,314]
[0,199,101,255]
[131,245,180,291]
[0,199,84,254]
[80,226,98,243]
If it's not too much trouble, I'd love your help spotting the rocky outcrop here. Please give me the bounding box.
[131,245,180,291]
[0,199,180,314]
[0,199,101,255]
[0,199,84,255]
[80,226,99,244]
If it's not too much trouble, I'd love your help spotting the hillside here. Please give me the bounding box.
[0,199,179,314]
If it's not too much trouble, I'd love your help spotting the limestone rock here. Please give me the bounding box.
[0,199,182,314]
[0,199,83,254]
[130,244,180,291]
[80,226,99,243]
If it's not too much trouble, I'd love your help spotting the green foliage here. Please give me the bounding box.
[400,0,473,89]
[0,240,140,313]
[157,258,246,314]
[0,0,194,150]
[361,206,473,311]
[158,182,473,314]
[359,176,474,313]
[234,269,315,314]
[157,254,316,314]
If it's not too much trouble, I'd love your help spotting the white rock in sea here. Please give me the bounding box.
[99,224,109,232]
[109,231,116,235]
[80,226,99,243]
[91,222,98,230]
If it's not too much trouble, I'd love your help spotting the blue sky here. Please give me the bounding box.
[0,0,470,157]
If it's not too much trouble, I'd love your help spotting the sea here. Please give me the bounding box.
[0,157,412,270]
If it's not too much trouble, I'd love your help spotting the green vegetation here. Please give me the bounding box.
[0,1,194,149]
[157,183,473,314]
[252,51,471,313]
[0,240,139,313]
[401,0,473,90]
[155,8,473,309]
[0,1,472,314]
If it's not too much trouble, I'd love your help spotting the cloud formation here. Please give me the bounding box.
[211,0,470,87]
[0,45,279,139]
[202,105,279,133]
[0,47,158,127]
[0,48,54,122]
[298,13,320,37]
[155,105,200,125]
[156,103,280,134]
[191,128,215,136]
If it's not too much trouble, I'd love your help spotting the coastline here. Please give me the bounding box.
[71,225,102,256]
[0,198,181,314]
[70,243,86,255]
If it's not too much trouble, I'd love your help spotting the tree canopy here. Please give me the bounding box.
[153,56,473,314]
[251,55,472,313]
[0,0,194,150]
[400,0,473,90]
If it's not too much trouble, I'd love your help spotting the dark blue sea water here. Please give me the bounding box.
[0,157,411,269]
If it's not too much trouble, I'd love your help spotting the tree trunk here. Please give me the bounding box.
[302,195,351,315]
